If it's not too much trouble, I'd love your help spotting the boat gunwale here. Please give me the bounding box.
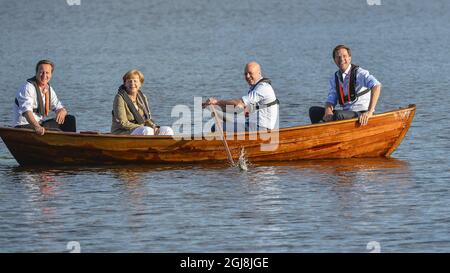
[0,104,416,140]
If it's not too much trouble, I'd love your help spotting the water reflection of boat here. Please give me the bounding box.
[255,157,409,170]
[0,105,415,167]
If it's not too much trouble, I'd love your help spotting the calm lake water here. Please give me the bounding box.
[1,0,449,252]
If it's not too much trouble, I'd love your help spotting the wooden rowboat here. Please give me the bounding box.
[0,105,415,166]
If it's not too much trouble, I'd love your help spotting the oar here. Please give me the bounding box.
[209,105,235,166]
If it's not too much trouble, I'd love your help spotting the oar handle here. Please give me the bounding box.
[209,105,235,166]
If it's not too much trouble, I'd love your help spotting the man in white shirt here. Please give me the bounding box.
[203,61,279,132]
[13,60,76,135]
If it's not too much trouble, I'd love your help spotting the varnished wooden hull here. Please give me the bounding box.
[0,105,415,166]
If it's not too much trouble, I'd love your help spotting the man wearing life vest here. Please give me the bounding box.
[202,61,279,132]
[309,45,381,126]
[13,60,76,135]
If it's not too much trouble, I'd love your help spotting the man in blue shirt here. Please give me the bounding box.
[309,45,382,126]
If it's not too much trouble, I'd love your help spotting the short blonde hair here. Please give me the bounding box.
[122,69,144,84]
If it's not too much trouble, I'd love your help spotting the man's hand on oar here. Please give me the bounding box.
[202,97,218,108]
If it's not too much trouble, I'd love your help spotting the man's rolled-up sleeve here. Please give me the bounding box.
[326,77,338,106]
[359,69,381,89]
[241,95,250,107]
[17,85,35,115]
